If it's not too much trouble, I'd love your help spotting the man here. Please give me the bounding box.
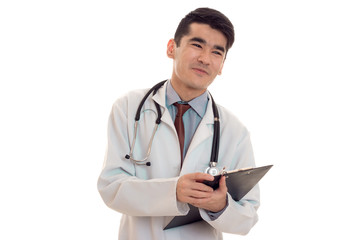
[98,7,259,240]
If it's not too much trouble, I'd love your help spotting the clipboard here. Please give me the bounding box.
[164,165,273,230]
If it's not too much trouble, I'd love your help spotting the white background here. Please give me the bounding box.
[1,0,359,239]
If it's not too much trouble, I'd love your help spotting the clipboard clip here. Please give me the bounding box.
[220,167,229,178]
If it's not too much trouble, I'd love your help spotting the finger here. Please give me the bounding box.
[177,182,213,201]
[188,182,214,193]
[180,192,212,205]
[193,172,215,182]
[177,185,211,201]
[191,182,214,193]
[190,197,212,206]
[178,176,213,192]
[189,189,213,199]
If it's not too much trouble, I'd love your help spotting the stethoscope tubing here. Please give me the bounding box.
[134,80,166,123]
[209,93,220,166]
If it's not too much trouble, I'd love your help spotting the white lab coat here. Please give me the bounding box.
[98,81,260,240]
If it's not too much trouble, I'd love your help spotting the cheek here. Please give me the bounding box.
[174,54,191,75]
[214,60,224,75]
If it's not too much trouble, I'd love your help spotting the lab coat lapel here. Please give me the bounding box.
[186,95,214,156]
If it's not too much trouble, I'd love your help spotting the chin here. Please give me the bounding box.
[188,82,211,92]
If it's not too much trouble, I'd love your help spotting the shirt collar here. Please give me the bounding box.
[166,80,209,118]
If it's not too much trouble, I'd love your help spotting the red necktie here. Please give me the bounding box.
[173,103,191,163]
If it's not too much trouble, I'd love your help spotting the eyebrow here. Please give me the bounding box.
[189,37,226,53]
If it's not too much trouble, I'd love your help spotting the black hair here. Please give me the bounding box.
[174,8,235,53]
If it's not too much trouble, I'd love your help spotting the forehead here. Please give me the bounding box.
[182,23,227,48]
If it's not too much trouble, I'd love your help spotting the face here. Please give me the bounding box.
[167,23,227,100]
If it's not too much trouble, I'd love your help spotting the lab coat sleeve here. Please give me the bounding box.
[199,127,260,235]
[97,97,189,217]
[98,174,189,217]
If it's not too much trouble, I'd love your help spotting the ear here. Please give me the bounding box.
[167,39,176,59]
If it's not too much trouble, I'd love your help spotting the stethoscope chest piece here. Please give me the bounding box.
[205,162,220,176]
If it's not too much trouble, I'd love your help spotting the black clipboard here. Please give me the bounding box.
[164,165,273,230]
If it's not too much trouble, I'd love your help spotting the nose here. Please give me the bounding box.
[197,50,211,65]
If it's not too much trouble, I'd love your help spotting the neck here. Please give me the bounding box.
[170,79,206,102]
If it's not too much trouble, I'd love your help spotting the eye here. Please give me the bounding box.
[192,43,202,48]
[212,51,223,56]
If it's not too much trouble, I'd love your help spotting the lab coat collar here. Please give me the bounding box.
[151,80,174,128]
[151,80,215,126]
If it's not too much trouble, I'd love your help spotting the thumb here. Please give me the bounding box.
[219,176,228,192]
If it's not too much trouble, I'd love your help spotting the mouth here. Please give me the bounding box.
[192,67,209,75]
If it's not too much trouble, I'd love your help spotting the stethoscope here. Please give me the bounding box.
[125,80,221,176]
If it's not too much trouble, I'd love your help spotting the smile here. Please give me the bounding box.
[192,68,209,75]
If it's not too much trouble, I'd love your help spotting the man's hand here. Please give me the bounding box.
[176,172,228,212]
